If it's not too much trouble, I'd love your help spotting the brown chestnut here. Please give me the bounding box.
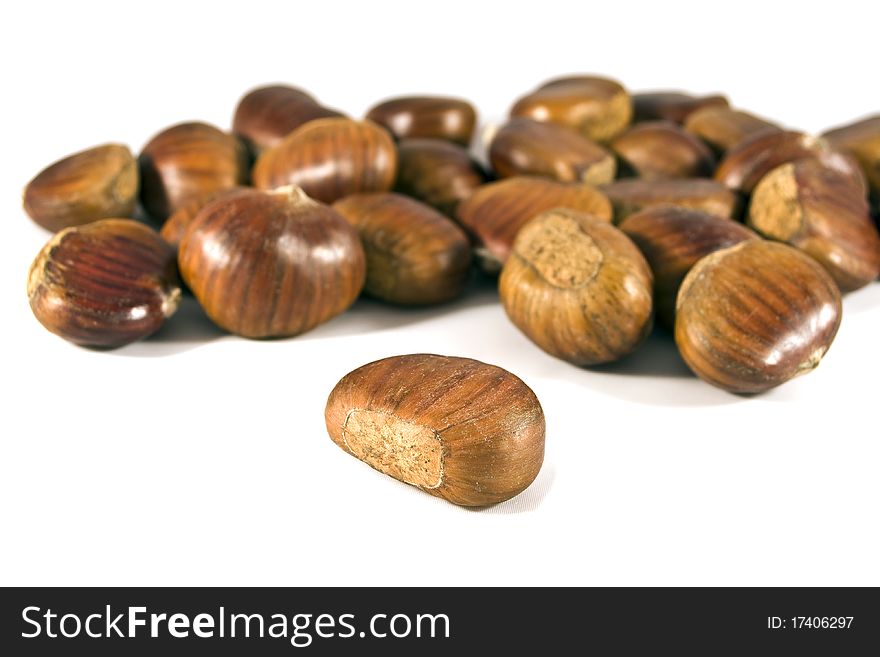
[23,144,138,232]
[27,219,181,348]
[232,84,345,154]
[488,117,616,184]
[619,205,758,328]
[684,106,781,153]
[456,176,613,271]
[159,186,250,250]
[510,75,633,143]
[822,115,880,199]
[675,240,842,394]
[600,178,738,223]
[332,193,471,305]
[178,186,365,338]
[365,96,477,146]
[633,91,729,124]
[500,209,653,365]
[747,158,880,291]
[393,138,486,216]
[325,354,545,507]
[139,122,249,222]
[252,118,397,204]
[610,121,716,180]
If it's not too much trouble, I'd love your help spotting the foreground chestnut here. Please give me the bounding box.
[23,144,138,232]
[610,121,716,180]
[178,186,365,338]
[684,106,781,153]
[139,122,249,221]
[325,354,545,506]
[747,159,880,291]
[632,91,729,124]
[619,205,758,328]
[488,117,616,184]
[601,178,738,222]
[332,193,471,305]
[823,115,880,198]
[500,209,653,365]
[159,186,249,250]
[675,241,842,394]
[510,75,632,143]
[252,118,397,203]
[232,84,344,153]
[456,176,613,271]
[365,96,477,145]
[27,219,181,347]
[394,139,486,216]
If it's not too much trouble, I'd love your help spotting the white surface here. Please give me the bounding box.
[1,0,878,586]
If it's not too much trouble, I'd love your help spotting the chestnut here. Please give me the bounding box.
[632,91,729,124]
[619,205,758,328]
[394,138,487,217]
[252,118,397,204]
[747,158,880,291]
[600,178,738,223]
[455,176,613,271]
[232,84,344,154]
[27,219,181,348]
[332,193,471,305]
[610,120,716,180]
[365,96,477,146]
[675,240,842,394]
[488,117,616,185]
[178,186,365,338]
[23,144,138,232]
[822,115,880,199]
[510,75,633,143]
[159,186,249,250]
[325,354,545,506]
[139,121,249,222]
[684,106,781,153]
[499,209,653,365]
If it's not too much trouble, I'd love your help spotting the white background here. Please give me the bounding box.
[1,0,878,586]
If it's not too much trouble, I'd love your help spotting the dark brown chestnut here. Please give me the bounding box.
[139,122,249,222]
[252,118,397,204]
[455,176,613,271]
[600,178,738,223]
[619,205,758,328]
[23,144,138,232]
[822,115,880,199]
[488,117,616,184]
[499,209,653,365]
[610,121,716,180]
[675,240,842,394]
[365,96,477,146]
[393,138,487,217]
[232,84,345,154]
[178,186,365,338]
[332,193,471,305]
[633,91,729,124]
[747,158,880,291]
[684,106,781,153]
[27,219,181,348]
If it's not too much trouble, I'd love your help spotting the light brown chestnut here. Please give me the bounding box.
[232,84,345,154]
[684,106,781,153]
[747,158,880,291]
[610,120,716,180]
[633,91,729,124]
[619,205,758,328]
[27,219,181,348]
[601,178,738,222]
[500,209,653,365]
[456,176,613,271]
[139,122,249,222]
[325,354,545,507]
[488,118,616,184]
[332,193,471,305]
[159,186,249,250]
[394,138,487,216]
[822,115,880,199]
[510,75,633,143]
[23,144,138,232]
[365,96,477,146]
[252,118,397,204]
[178,186,365,338]
[675,240,842,394]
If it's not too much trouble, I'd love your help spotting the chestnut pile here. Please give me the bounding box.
[23,77,880,395]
